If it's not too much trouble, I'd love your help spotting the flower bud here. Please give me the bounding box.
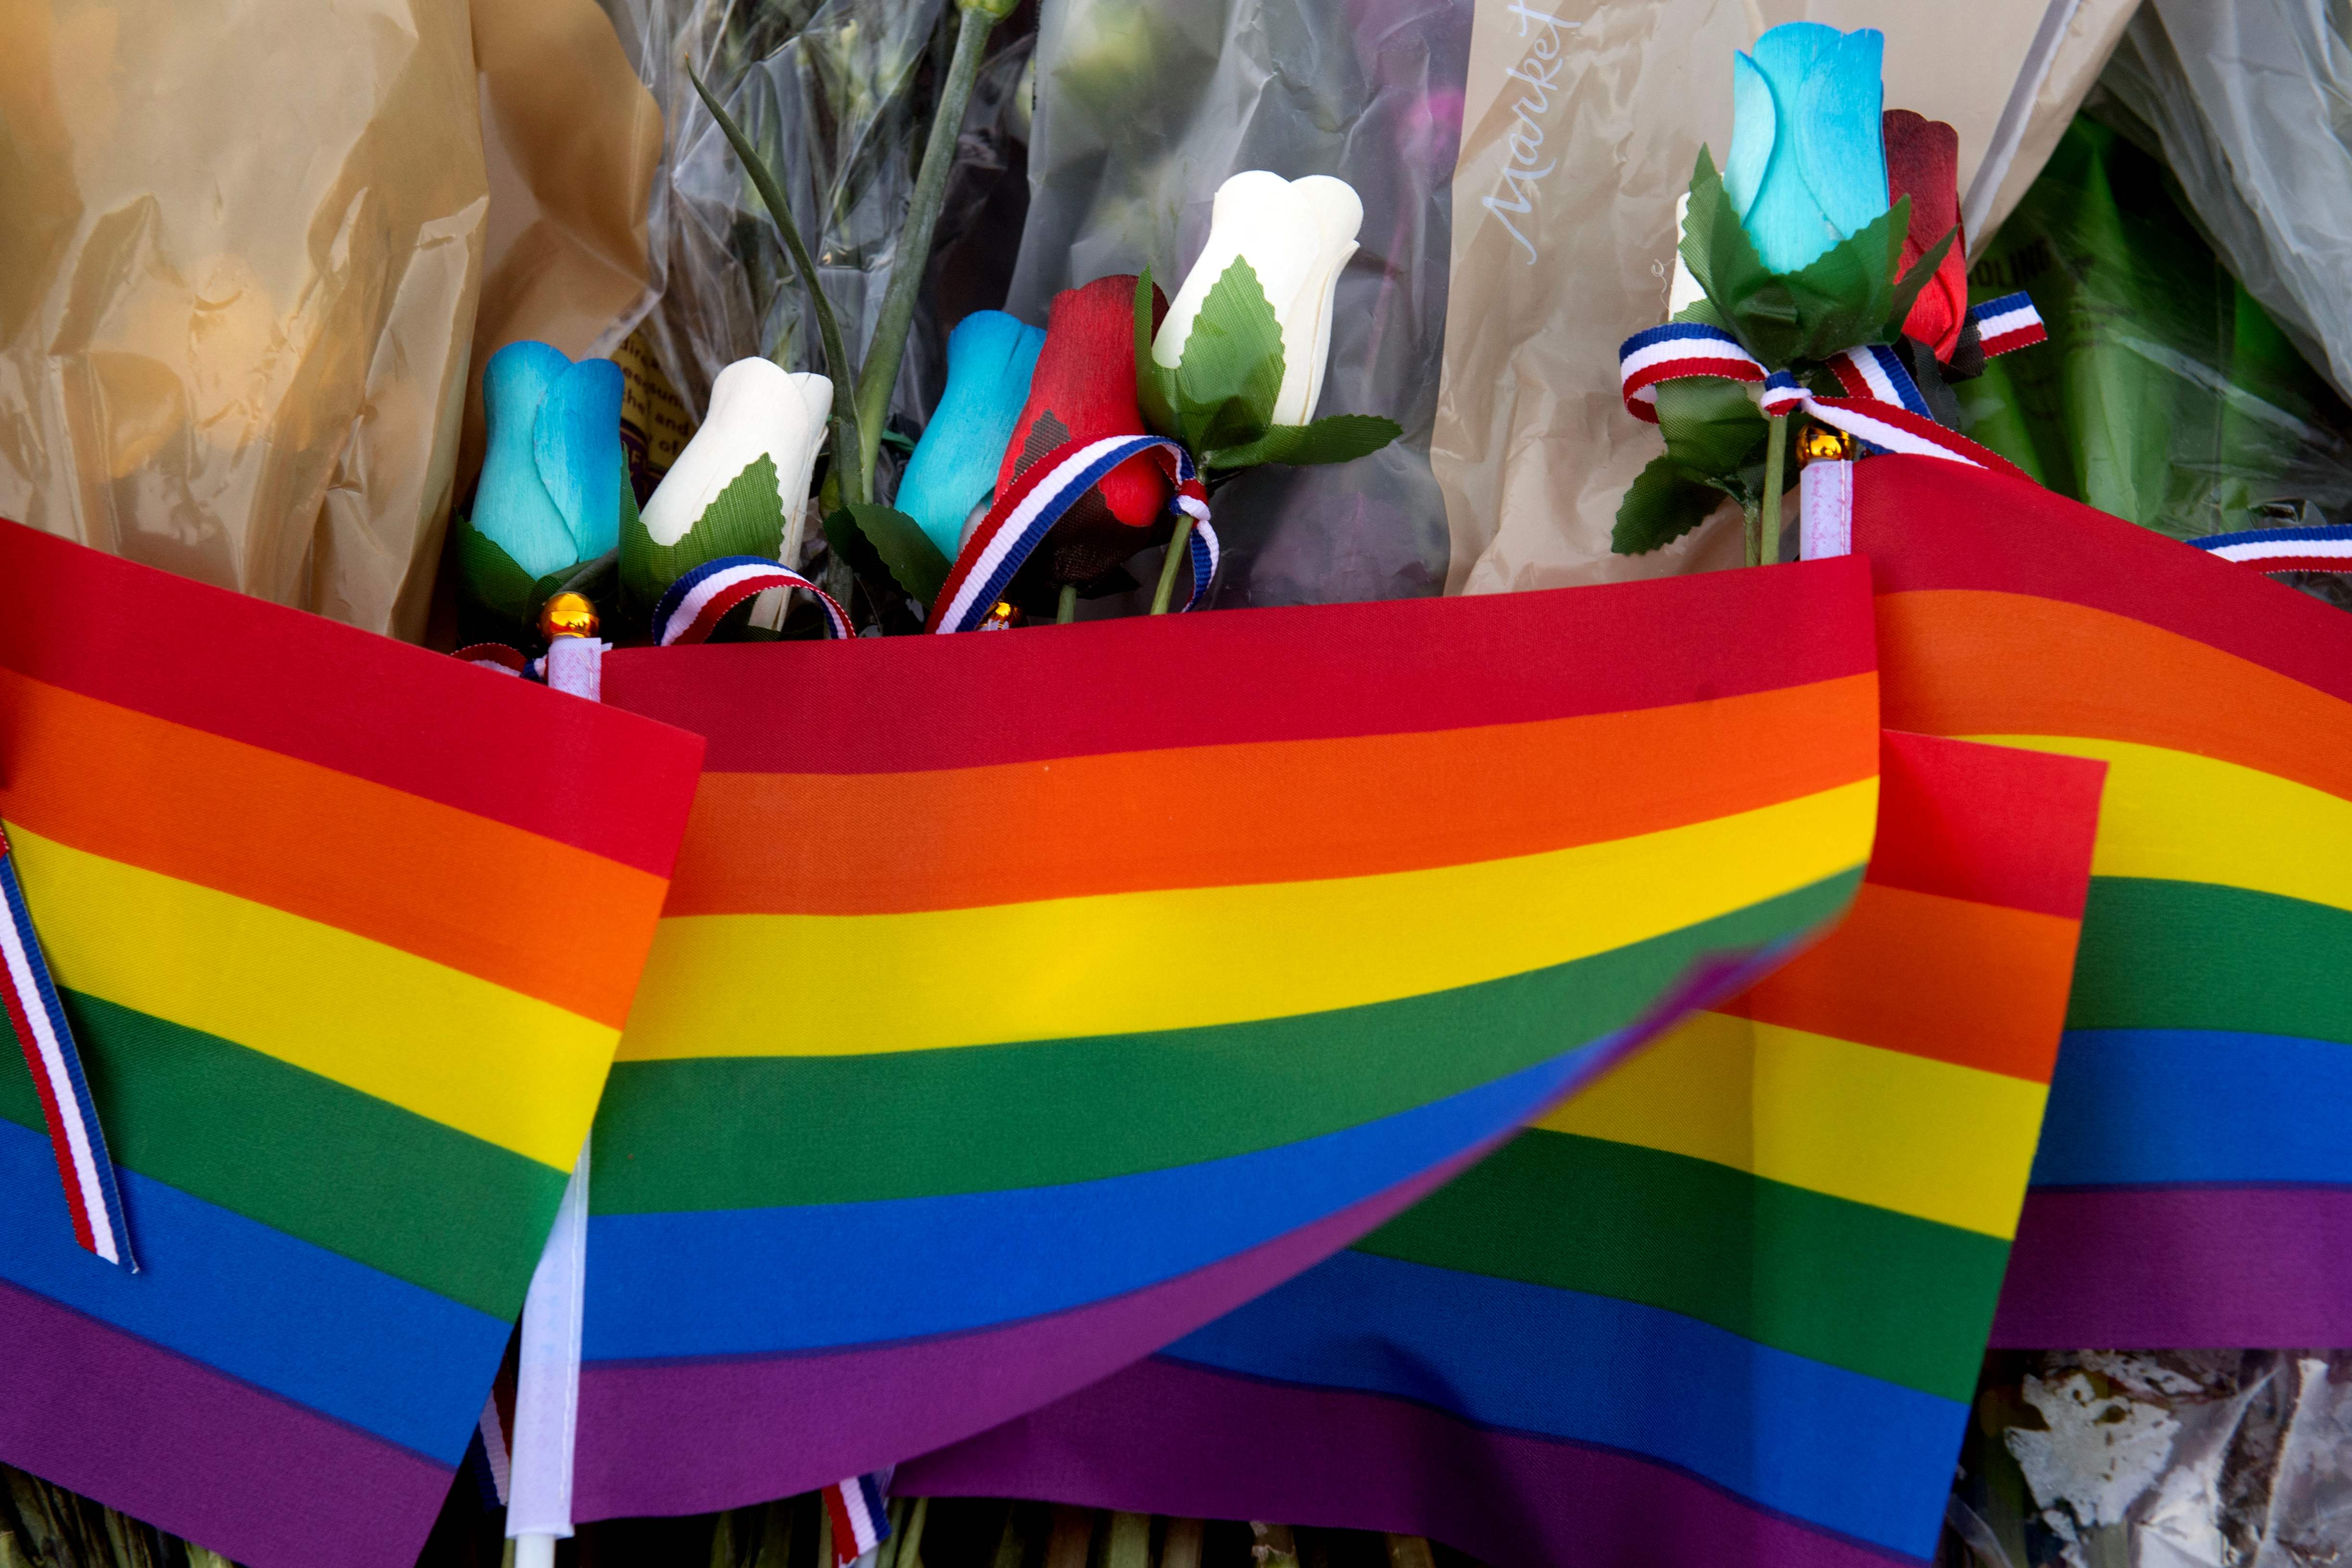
[898,311,1046,560]
[475,342,624,579]
[1153,171,1363,427]
[641,358,831,554]
[1884,110,1968,362]
[1723,24,1888,275]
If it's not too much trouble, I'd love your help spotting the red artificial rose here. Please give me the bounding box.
[995,274,1174,583]
[1883,109,1968,363]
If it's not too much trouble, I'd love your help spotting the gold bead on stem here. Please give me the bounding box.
[539,592,600,641]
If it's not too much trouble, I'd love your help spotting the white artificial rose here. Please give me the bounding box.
[641,358,832,550]
[1153,170,1363,428]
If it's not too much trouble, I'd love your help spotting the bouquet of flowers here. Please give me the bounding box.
[453,0,1405,660]
[1610,23,2041,566]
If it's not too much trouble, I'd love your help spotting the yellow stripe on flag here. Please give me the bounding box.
[8,826,613,1171]
[618,779,1878,1061]
[1537,1008,2047,1238]
[1970,734,2352,915]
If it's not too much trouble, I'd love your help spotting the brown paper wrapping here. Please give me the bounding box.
[1433,0,2122,595]
[463,0,663,488]
[0,0,657,641]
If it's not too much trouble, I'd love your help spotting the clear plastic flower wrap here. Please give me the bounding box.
[2093,0,2352,409]
[596,0,1036,435]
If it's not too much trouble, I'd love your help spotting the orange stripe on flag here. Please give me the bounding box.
[668,674,1880,916]
[1724,882,2080,1083]
[0,667,666,1029]
[1877,591,2352,803]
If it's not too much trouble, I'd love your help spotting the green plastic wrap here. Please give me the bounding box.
[1960,115,2352,551]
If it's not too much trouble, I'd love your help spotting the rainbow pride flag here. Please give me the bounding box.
[903,732,2105,1567]
[1851,456,2352,1346]
[573,558,1884,1517]
[0,521,704,1568]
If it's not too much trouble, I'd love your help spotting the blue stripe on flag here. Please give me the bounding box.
[2032,1029,2352,1188]
[583,1043,1619,1361]
[0,1116,506,1461]
[1160,1249,1964,1557]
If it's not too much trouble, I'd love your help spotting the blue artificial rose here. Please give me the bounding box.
[1723,23,1888,276]
[896,310,1046,559]
[474,341,625,579]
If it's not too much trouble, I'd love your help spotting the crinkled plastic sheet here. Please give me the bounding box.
[1947,1351,2352,1568]
[1959,109,2352,603]
[1011,0,1470,607]
[599,0,934,420]
[0,0,489,639]
[2094,0,2352,409]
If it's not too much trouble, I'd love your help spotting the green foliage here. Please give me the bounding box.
[1614,454,1730,555]
[1618,147,1960,554]
[1205,414,1404,470]
[1611,378,1785,555]
[1133,268,1179,440]
[454,514,537,625]
[1170,257,1287,453]
[1678,147,1952,369]
[689,69,870,505]
[823,501,951,607]
[1133,261,1400,474]
[621,454,789,616]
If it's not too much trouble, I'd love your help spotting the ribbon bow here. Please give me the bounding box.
[1619,292,2048,478]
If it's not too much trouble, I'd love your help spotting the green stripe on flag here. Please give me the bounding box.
[591,872,1863,1214]
[0,990,563,1319]
[2070,878,2352,1044]
[1354,1127,2009,1401]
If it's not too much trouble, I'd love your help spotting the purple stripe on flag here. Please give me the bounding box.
[0,1277,453,1568]
[569,1140,1498,1521]
[901,1356,1921,1568]
[1992,1186,2352,1348]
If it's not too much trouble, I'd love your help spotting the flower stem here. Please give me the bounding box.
[690,69,870,508]
[853,4,999,496]
[1057,582,1078,624]
[1149,519,1193,613]
[1760,412,1788,566]
[897,1497,931,1568]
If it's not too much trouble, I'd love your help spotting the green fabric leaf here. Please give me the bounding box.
[454,516,538,625]
[618,453,662,614]
[1881,223,1959,344]
[826,501,951,606]
[1680,147,1913,367]
[1678,148,1776,337]
[1168,257,1285,453]
[620,454,789,612]
[1613,454,1728,555]
[1134,267,1180,439]
[1654,376,1769,478]
[1205,414,1403,470]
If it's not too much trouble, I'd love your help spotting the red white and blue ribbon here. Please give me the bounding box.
[1618,323,1773,422]
[824,1472,891,1567]
[1617,322,2030,477]
[1825,343,1932,417]
[2190,523,2352,575]
[0,828,134,1269]
[927,435,1219,634]
[1970,291,2048,356]
[655,558,852,647]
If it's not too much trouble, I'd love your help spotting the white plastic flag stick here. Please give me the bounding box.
[1799,459,1855,561]
[507,1139,591,1568]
